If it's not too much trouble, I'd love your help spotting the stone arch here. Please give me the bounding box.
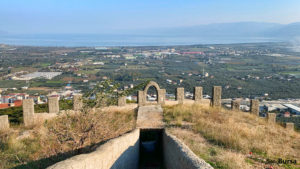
[144,81,161,93]
[144,81,160,103]
[138,81,165,106]
[145,86,158,102]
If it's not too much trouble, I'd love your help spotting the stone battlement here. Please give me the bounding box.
[0,94,83,130]
[0,82,296,132]
[0,81,297,169]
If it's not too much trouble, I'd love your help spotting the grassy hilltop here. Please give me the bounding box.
[0,107,136,169]
[164,104,300,169]
[1,102,299,169]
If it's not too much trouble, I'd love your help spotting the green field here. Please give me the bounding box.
[0,80,27,88]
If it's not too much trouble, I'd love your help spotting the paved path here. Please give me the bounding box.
[136,105,164,129]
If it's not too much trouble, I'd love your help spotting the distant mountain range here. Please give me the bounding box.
[265,22,300,38]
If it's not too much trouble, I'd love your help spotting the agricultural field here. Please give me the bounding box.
[0,42,300,99]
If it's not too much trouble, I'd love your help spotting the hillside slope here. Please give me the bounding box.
[164,104,300,169]
[0,107,136,169]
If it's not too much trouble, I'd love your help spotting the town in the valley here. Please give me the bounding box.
[1,42,300,129]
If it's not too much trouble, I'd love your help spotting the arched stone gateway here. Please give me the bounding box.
[144,81,161,93]
[138,81,166,106]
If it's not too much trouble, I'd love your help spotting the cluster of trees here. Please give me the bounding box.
[84,80,148,108]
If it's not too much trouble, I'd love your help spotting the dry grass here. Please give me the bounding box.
[168,128,255,169]
[0,107,136,169]
[43,108,136,155]
[164,104,300,169]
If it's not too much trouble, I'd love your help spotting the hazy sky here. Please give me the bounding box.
[1,0,300,34]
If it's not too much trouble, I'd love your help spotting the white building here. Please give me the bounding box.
[283,104,300,115]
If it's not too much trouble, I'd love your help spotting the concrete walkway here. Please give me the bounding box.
[136,105,164,129]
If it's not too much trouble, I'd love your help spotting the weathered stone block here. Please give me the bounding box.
[23,99,35,126]
[0,115,9,131]
[158,89,166,105]
[176,88,184,104]
[212,86,222,107]
[285,123,294,131]
[194,87,203,102]
[48,96,59,114]
[267,113,276,123]
[250,99,259,116]
[138,91,145,106]
[118,96,126,107]
[231,100,240,111]
[73,94,83,111]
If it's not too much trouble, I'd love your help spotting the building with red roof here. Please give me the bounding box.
[0,103,10,109]
[0,100,23,109]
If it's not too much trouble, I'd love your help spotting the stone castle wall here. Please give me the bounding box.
[1,82,295,131]
[47,129,140,169]
[133,82,295,131]
[2,81,297,168]
[22,97,60,127]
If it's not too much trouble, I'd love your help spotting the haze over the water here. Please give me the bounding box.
[1,0,300,46]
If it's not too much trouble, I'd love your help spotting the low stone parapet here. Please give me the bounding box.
[163,130,213,169]
[164,99,211,108]
[47,129,140,169]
